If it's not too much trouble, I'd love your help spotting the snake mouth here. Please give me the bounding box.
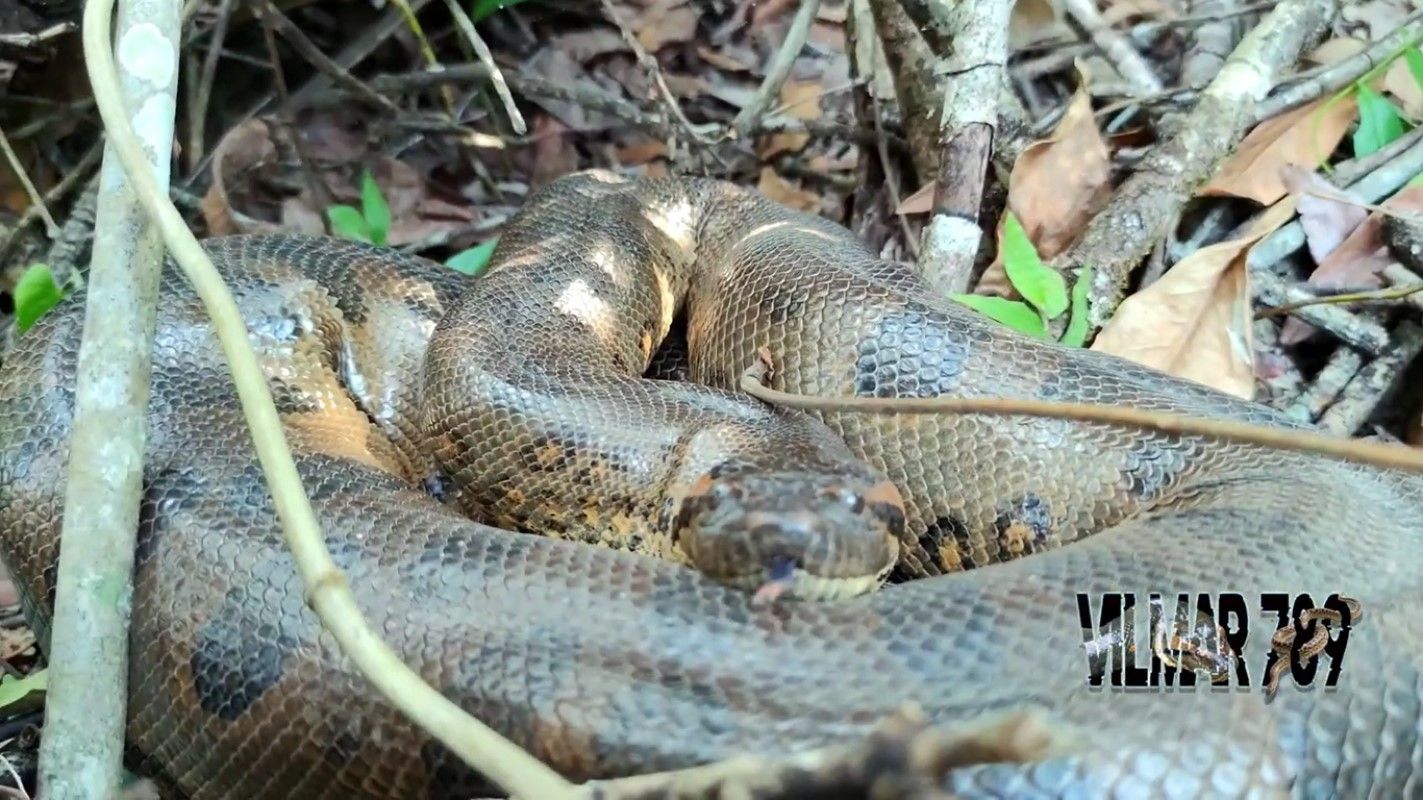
[673,472,905,601]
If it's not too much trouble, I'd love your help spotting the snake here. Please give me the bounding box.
[3,170,1423,799]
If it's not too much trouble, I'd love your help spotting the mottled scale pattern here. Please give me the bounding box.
[0,171,1421,798]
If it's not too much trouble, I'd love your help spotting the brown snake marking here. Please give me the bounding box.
[2,170,1423,797]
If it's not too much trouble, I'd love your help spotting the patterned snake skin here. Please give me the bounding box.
[2,170,1423,798]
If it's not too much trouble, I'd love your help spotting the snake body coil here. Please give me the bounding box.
[2,171,1422,798]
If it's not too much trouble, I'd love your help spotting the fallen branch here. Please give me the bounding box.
[1054,0,1337,330]
[730,0,822,136]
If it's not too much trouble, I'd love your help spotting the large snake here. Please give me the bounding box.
[2,170,1422,798]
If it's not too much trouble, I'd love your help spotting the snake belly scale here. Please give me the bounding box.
[2,170,1422,798]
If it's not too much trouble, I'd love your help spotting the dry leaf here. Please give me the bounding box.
[757,167,820,212]
[758,80,824,158]
[1101,0,1176,25]
[1282,165,1368,264]
[895,182,934,215]
[1092,198,1299,398]
[1200,97,1359,204]
[1279,184,1423,344]
[1384,58,1423,118]
[615,138,670,165]
[1304,36,1365,67]
[201,118,283,236]
[974,84,1111,296]
[635,0,698,51]
[1010,0,1067,49]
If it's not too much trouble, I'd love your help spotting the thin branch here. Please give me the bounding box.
[730,0,822,135]
[740,349,1423,474]
[442,0,526,135]
[259,0,403,116]
[0,127,58,237]
[37,0,181,794]
[1062,0,1163,95]
[1254,8,1423,124]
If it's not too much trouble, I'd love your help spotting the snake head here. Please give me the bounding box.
[672,468,905,601]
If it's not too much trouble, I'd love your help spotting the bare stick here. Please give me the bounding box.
[259,1,403,116]
[1319,321,1423,435]
[442,0,527,135]
[82,0,578,795]
[1054,0,1337,330]
[731,0,822,135]
[1253,272,1391,354]
[917,0,1014,295]
[739,351,1423,473]
[0,127,58,237]
[38,0,179,794]
[186,0,236,172]
[1254,8,1423,124]
[1062,0,1163,95]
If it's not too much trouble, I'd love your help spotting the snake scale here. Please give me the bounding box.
[3,170,1423,798]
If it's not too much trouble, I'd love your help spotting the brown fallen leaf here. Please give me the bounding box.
[758,167,821,213]
[634,0,698,51]
[1282,164,1368,264]
[1092,198,1299,398]
[976,82,1111,295]
[758,80,824,158]
[201,118,284,236]
[1010,0,1068,49]
[1199,97,1359,204]
[895,182,934,215]
[1279,184,1423,344]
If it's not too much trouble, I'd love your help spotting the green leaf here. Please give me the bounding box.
[950,294,1049,339]
[1405,47,1423,93]
[327,205,372,243]
[14,263,66,332]
[1354,85,1408,157]
[445,238,499,276]
[1059,265,1094,348]
[999,212,1069,319]
[359,171,390,247]
[1408,170,1423,188]
[470,0,527,22]
[0,669,46,714]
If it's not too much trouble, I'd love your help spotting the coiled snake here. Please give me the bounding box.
[2,171,1422,798]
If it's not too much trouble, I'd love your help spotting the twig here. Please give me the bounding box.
[186,0,236,173]
[39,0,181,794]
[0,127,58,238]
[1383,263,1423,310]
[258,1,403,116]
[1283,346,1364,422]
[599,0,711,147]
[1252,271,1391,354]
[1318,321,1423,435]
[1055,0,1338,330]
[256,0,333,217]
[82,0,578,796]
[0,140,101,266]
[1062,0,1163,95]
[1253,8,1423,124]
[848,0,916,255]
[441,0,526,135]
[1255,281,1423,316]
[581,707,1068,800]
[730,0,821,135]
[916,0,1014,295]
[740,351,1423,473]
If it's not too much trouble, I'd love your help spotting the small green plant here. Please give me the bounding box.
[445,238,499,276]
[1354,84,1408,157]
[951,212,1092,346]
[327,171,392,246]
[14,262,68,332]
[0,668,46,715]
